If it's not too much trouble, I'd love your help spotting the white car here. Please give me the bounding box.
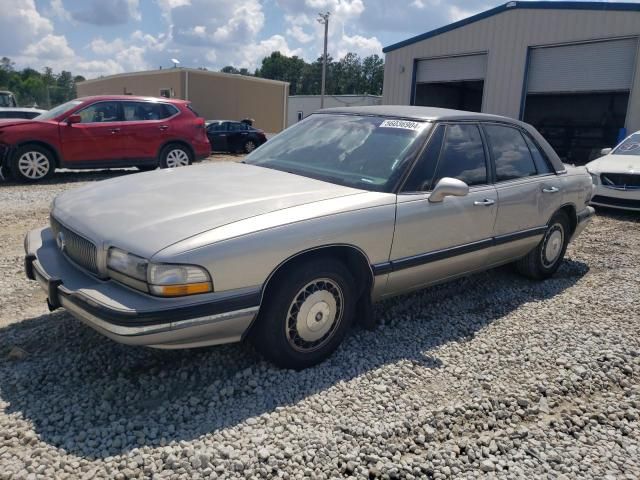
[586,132,640,211]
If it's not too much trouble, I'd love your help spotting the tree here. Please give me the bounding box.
[255,52,307,95]
[361,54,384,95]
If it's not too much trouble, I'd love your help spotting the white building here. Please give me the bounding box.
[382,1,640,164]
[287,95,382,127]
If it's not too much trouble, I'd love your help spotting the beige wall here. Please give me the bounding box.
[77,70,184,99]
[383,8,640,133]
[76,69,288,132]
[187,71,288,133]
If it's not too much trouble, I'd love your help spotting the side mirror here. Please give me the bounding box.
[66,114,82,125]
[600,147,612,156]
[428,177,469,203]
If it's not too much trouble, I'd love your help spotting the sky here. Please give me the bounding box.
[1,0,635,79]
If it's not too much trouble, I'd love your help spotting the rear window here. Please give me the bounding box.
[123,102,178,121]
[614,133,640,156]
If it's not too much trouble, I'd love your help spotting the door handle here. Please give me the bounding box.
[542,186,560,193]
[110,128,120,134]
[159,125,169,131]
[473,199,495,206]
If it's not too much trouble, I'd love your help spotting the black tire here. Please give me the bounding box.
[159,144,192,169]
[243,140,257,154]
[251,257,357,369]
[516,210,571,280]
[10,144,55,183]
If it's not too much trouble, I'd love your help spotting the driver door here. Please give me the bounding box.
[59,101,125,165]
[385,123,497,296]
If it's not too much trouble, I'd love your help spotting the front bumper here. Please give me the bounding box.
[24,227,260,349]
[590,184,640,211]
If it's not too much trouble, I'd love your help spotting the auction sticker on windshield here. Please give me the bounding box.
[379,119,423,131]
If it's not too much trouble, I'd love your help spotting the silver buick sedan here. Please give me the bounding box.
[25,106,594,369]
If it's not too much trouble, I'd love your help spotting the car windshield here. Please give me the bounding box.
[613,133,640,156]
[244,114,430,192]
[0,94,15,107]
[34,100,83,121]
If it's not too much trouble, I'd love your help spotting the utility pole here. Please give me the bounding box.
[317,12,330,109]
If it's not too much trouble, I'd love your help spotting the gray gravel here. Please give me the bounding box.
[1,162,639,479]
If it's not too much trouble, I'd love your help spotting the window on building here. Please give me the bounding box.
[159,88,172,98]
[297,111,304,122]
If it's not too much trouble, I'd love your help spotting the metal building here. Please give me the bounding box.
[382,1,640,164]
[287,94,382,127]
[77,69,289,133]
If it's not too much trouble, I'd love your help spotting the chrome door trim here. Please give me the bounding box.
[372,225,547,275]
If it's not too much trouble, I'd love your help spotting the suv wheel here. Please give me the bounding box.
[10,145,54,182]
[251,257,356,369]
[160,144,191,168]
[516,210,570,280]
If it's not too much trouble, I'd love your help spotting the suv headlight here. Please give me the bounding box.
[586,168,599,185]
[107,247,212,297]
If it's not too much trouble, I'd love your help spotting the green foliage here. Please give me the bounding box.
[227,51,384,96]
[0,57,85,108]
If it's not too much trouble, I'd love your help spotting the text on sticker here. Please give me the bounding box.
[379,119,423,131]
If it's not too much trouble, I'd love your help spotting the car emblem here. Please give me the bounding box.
[56,231,66,252]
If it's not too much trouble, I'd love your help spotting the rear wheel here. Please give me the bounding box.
[10,145,54,182]
[516,210,570,280]
[159,144,191,169]
[243,140,257,154]
[251,257,356,369]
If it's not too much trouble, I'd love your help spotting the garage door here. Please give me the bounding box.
[416,54,487,83]
[527,38,638,93]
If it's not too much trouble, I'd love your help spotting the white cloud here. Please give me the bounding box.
[287,25,314,44]
[24,34,74,60]
[448,5,483,22]
[71,0,141,26]
[0,0,53,56]
[49,0,72,22]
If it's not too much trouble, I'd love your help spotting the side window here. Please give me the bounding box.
[77,102,121,123]
[484,125,537,181]
[221,122,232,131]
[523,132,553,174]
[431,124,487,187]
[123,102,177,121]
[402,125,444,192]
[228,122,242,132]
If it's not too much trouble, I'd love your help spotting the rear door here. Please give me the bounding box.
[59,101,125,165]
[386,123,498,296]
[482,123,561,266]
[226,122,247,152]
[207,122,229,151]
[120,101,177,162]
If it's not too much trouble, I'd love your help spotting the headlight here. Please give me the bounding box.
[586,169,599,185]
[106,247,212,297]
[107,248,148,281]
[148,264,212,297]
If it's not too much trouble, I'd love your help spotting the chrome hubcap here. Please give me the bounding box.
[286,278,343,352]
[245,141,256,153]
[18,151,50,179]
[165,149,189,168]
[542,224,564,267]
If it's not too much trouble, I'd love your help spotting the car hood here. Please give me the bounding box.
[585,155,640,174]
[51,162,365,257]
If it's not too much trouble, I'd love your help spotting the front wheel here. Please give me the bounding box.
[10,145,55,182]
[516,210,570,280]
[159,144,191,169]
[251,257,356,369]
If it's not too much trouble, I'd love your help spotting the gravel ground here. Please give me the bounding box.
[0,161,638,479]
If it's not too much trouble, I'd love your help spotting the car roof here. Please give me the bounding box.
[317,105,567,174]
[318,105,518,123]
[77,95,188,104]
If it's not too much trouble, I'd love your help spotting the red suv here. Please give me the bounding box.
[0,95,211,182]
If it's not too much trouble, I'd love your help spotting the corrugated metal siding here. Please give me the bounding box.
[416,54,487,83]
[527,38,638,93]
[382,9,640,132]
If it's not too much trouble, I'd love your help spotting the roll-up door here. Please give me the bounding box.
[416,54,487,83]
[527,38,638,94]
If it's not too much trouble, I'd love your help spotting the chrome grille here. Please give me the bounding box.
[50,216,99,275]
[600,173,640,190]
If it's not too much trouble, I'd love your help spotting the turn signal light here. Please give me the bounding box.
[150,282,212,297]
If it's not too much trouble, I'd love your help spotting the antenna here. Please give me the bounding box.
[171,58,181,68]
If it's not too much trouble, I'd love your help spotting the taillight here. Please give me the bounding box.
[195,118,205,128]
